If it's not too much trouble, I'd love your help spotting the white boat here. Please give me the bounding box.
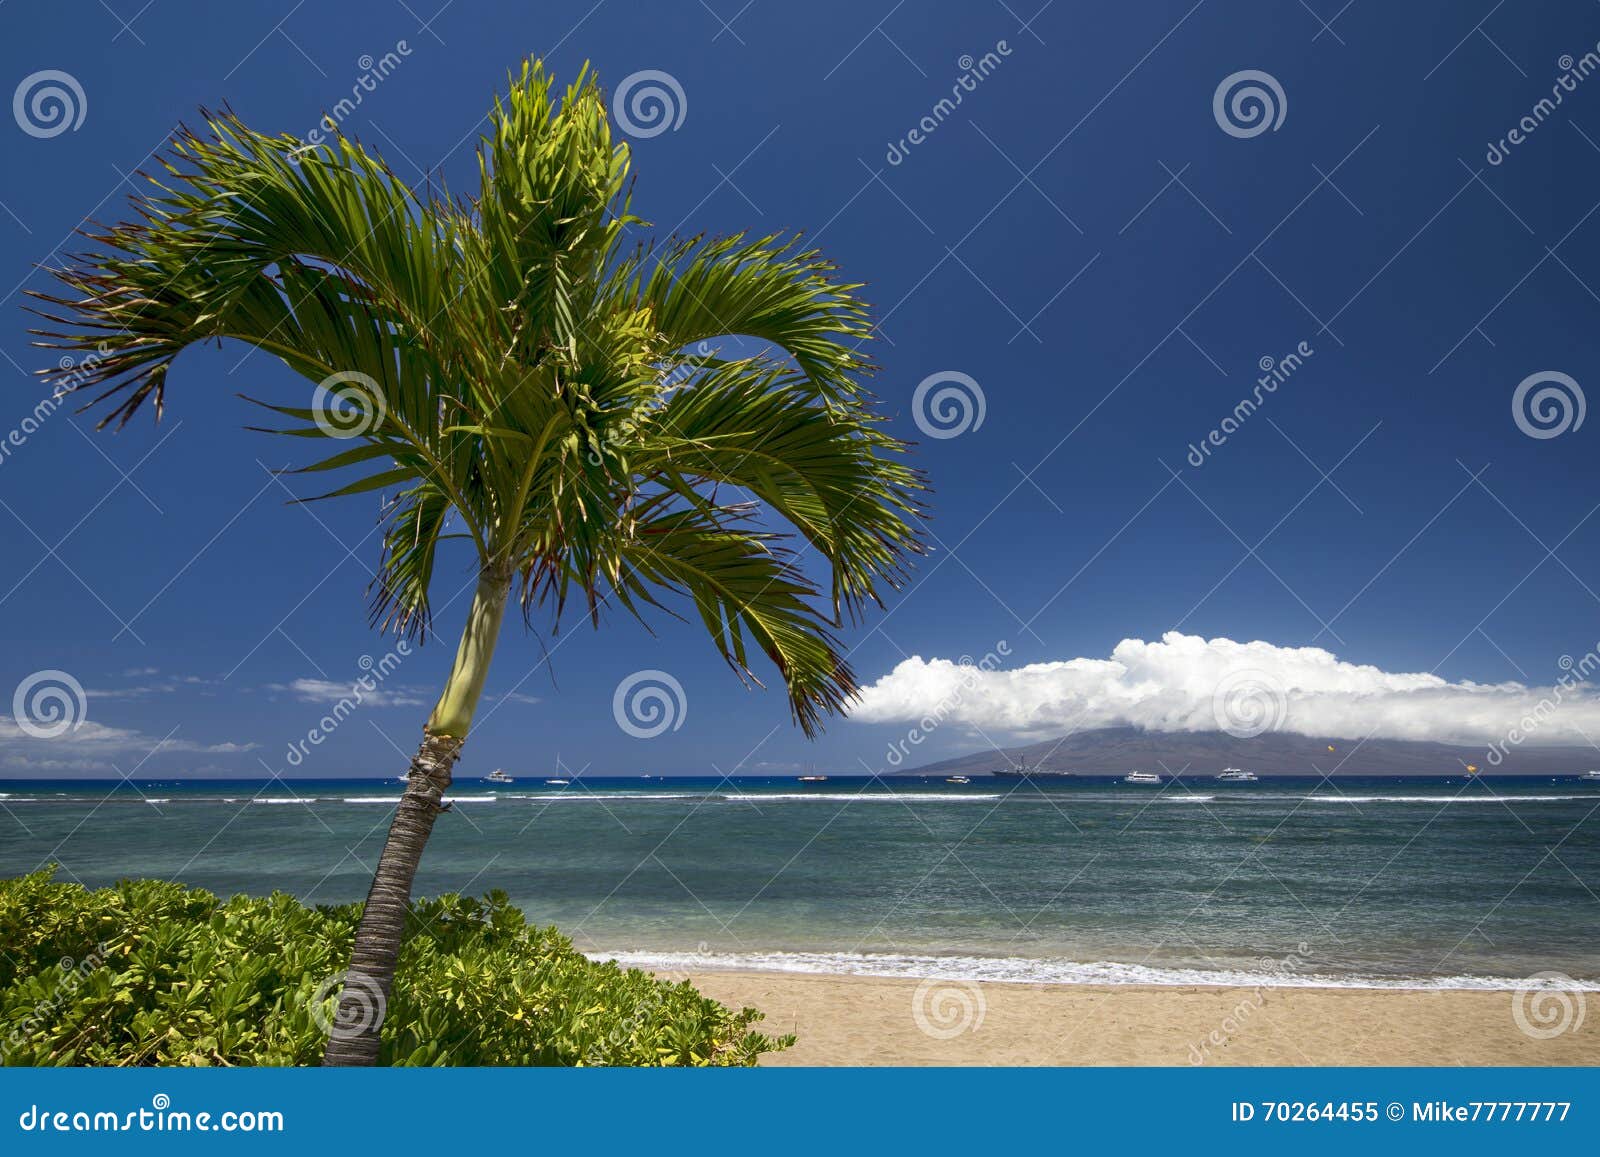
[1583,770,1600,780]
[945,776,971,785]
[797,775,829,783]
[1123,771,1162,785]
[484,768,514,784]
[545,778,570,786]
[1216,768,1258,782]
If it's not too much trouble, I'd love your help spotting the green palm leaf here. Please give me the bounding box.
[27,55,929,1069]
[29,58,924,733]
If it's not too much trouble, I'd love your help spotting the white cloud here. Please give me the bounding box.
[492,690,541,706]
[273,678,431,709]
[89,674,211,699]
[851,631,1600,746]
[0,717,258,772]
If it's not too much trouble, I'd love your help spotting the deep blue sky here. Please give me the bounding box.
[2,0,1598,778]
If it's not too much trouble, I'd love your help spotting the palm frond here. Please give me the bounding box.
[600,503,854,736]
[29,60,926,734]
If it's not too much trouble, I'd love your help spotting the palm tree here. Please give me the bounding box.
[30,61,923,1065]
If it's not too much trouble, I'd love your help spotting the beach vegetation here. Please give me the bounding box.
[0,870,790,1066]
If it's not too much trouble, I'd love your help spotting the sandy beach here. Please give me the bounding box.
[683,970,1600,1066]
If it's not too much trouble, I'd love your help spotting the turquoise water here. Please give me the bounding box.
[3,776,1598,987]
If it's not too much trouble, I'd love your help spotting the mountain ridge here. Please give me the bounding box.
[898,726,1592,776]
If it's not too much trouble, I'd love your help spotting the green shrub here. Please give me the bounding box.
[0,869,791,1066]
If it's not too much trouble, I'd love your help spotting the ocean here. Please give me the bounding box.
[2,775,1597,990]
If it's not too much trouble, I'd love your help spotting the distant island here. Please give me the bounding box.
[899,726,1597,777]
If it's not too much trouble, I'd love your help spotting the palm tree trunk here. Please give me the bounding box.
[322,571,509,1066]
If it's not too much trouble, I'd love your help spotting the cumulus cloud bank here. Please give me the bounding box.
[273,678,431,709]
[852,632,1600,747]
[0,717,257,772]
